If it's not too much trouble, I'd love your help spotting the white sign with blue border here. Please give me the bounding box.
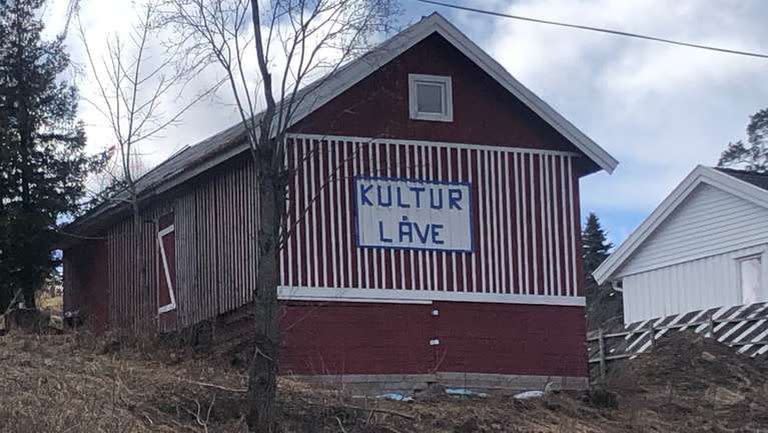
[355,177,473,252]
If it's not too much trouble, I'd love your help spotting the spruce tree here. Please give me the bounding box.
[0,0,102,310]
[718,108,768,171]
[582,212,613,284]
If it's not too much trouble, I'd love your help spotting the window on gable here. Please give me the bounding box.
[408,74,453,122]
[739,255,762,304]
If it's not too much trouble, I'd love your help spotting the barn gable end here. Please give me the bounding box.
[293,32,580,155]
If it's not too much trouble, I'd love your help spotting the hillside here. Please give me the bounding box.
[0,330,766,432]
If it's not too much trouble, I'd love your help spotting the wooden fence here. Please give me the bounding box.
[587,302,768,379]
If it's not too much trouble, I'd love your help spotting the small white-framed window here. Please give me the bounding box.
[738,255,762,304]
[408,74,453,122]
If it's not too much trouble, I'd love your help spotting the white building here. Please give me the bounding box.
[594,166,768,325]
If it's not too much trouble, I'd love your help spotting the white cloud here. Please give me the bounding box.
[41,0,768,242]
[481,0,768,219]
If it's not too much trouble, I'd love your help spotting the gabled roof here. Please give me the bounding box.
[715,167,768,191]
[68,12,617,238]
[594,165,768,284]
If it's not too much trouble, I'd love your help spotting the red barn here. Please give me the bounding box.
[61,13,617,392]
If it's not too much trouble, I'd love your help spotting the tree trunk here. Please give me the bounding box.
[246,157,283,432]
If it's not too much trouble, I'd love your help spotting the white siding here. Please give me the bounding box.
[622,246,768,324]
[618,183,768,277]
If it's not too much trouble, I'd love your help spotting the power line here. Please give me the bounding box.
[418,0,768,60]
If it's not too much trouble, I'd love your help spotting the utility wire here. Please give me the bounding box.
[418,0,768,60]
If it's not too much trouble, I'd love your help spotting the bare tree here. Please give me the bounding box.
[163,0,397,430]
[78,2,221,327]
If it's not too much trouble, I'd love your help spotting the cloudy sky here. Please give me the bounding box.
[43,0,768,246]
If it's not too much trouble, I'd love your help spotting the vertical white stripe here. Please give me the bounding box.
[407,145,416,291]
[343,141,352,288]
[470,149,478,292]
[488,151,495,293]
[559,155,569,296]
[372,142,380,288]
[539,155,548,295]
[567,157,577,294]
[531,155,539,295]
[520,153,529,294]
[439,149,447,291]
[378,143,395,287]
[319,141,328,288]
[492,151,502,293]
[549,156,558,295]
[328,142,337,288]
[293,140,301,287]
[449,149,458,291]
[395,144,403,289]
[285,141,292,287]
[417,145,425,291]
[478,150,486,293]
[358,141,367,288]
[303,139,313,287]
[427,146,442,290]
[460,149,468,292]
[486,150,494,293]
[488,151,496,293]
[424,146,437,290]
[502,152,511,293]
[513,152,523,294]
[546,155,556,296]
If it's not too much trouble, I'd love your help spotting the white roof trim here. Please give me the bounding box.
[594,165,768,284]
[279,12,617,174]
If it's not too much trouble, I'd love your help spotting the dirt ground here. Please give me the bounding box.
[0,330,766,432]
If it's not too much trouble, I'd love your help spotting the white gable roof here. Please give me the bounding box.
[280,12,618,173]
[594,165,768,284]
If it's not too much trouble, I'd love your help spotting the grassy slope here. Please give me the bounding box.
[0,331,766,432]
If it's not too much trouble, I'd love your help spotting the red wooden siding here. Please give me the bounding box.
[434,302,587,377]
[292,33,580,156]
[280,301,434,375]
[63,239,109,332]
[70,133,584,334]
[279,301,586,377]
[100,156,258,332]
[282,135,583,297]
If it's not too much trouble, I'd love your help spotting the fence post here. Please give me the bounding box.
[649,321,656,348]
[597,328,606,380]
[707,311,714,338]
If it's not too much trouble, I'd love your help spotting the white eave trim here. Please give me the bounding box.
[594,165,768,284]
[287,133,582,157]
[277,13,617,174]
[278,286,585,307]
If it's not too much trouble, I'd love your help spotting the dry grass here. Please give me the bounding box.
[0,330,767,432]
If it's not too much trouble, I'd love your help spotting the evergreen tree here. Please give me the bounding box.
[582,212,613,284]
[0,0,103,310]
[718,108,768,171]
